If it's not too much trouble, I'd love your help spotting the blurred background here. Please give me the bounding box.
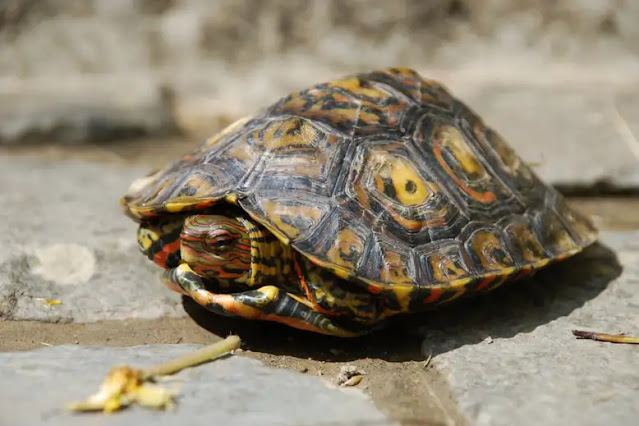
[1,0,638,190]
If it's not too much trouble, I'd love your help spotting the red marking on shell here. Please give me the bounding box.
[423,288,442,304]
[475,276,496,292]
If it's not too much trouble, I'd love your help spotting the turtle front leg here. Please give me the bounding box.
[163,264,361,337]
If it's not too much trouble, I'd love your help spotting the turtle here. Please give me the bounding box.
[121,67,597,337]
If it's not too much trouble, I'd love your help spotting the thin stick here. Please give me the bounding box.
[572,330,639,345]
[142,335,241,379]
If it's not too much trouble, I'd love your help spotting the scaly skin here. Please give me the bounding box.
[137,210,370,336]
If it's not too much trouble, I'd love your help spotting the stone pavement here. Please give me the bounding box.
[1,154,638,425]
[0,345,393,426]
[0,158,185,322]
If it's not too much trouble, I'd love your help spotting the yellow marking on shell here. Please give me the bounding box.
[330,264,353,280]
[328,77,387,99]
[225,193,238,204]
[470,231,515,271]
[438,125,485,176]
[303,253,354,281]
[260,119,318,151]
[335,108,379,125]
[284,91,380,125]
[379,250,414,285]
[251,218,290,245]
[385,67,417,78]
[533,258,551,268]
[429,252,470,283]
[375,155,437,206]
[506,222,547,264]
[260,201,324,240]
[164,200,190,213]
[326,228,365,271]
[390,285,413,314]
[164,196,214,213]
[206,115,253,147]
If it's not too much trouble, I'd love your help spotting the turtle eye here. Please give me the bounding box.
[208,230,234,253]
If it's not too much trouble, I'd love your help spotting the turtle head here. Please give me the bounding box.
[180,214,253,280]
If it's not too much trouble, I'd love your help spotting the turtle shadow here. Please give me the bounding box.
[182,241,621,362]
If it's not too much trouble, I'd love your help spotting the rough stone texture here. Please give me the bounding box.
[2,0,639,194]
[0,87,178,145]
[411,230,639,426]
[0,157,185,321]
[1,154,638,424]
[0,345,393,426]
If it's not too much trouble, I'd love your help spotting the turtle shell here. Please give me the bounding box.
[122,67,597,302]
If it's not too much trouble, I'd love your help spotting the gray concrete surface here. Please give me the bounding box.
[0,344,393,426]
[2,0,639,190]
[0,157,186,322]
[414,229,639,426]
[0,87,177,145]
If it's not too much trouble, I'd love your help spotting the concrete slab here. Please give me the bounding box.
[414,230,639,426]
[0,158,185,322]
[0,345,393,426]
[0,88,178,144]
[459,85,639,190]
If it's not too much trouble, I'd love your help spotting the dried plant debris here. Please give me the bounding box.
[572,330,639,345]
[68,335,241,414]
[336,365,364,387]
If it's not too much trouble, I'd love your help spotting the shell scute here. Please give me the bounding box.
[414,240,475,286]
[344,139,466,246]
[294,208,371,280]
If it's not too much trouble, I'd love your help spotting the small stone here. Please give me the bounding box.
[342,375,363,387]
[336,365,364,386]
[483,336,494,344]
[299,367,308,373]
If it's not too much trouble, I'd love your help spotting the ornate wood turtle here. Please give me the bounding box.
[121,67,597,337]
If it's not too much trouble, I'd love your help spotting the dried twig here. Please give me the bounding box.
[572,330,639,345]
[68,335,241,413]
